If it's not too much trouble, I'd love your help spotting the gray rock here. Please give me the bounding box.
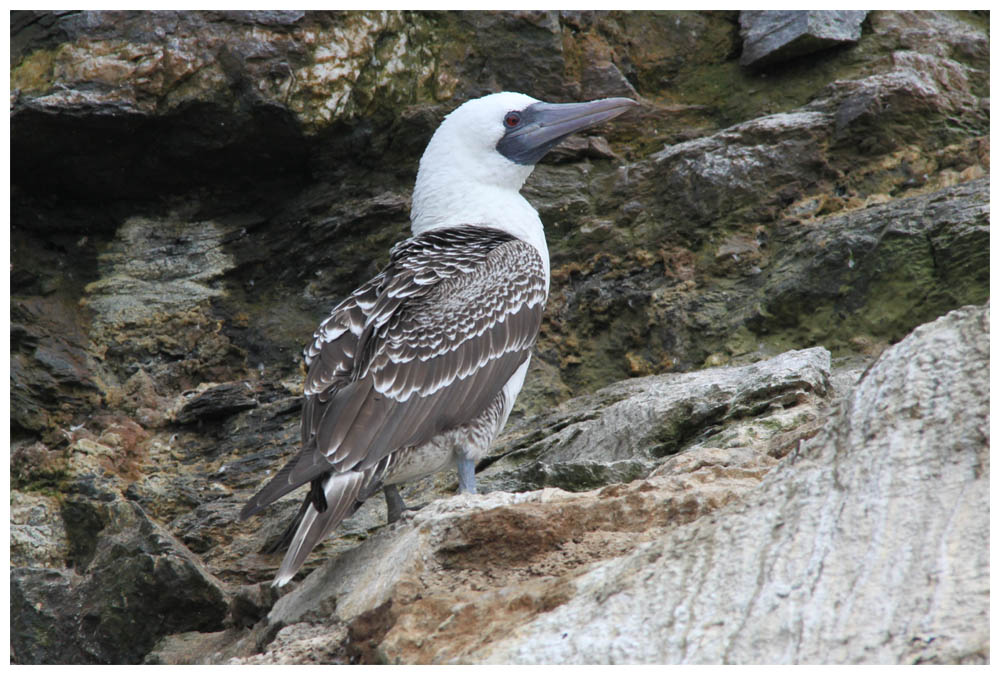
[609,172,989,375]
[647,110,835,233]
[174,382,260,425]
[11,297,103,439]
[248,480,762,663]
[581,60,639,100]
[238,434,798,663]
[480,346,831,492]
[750,178,990,348]
[10,567,84,664]
[740,10,868,68]
[244,622,351,664]
[82,214,241,388]
[144,628,259,665]
[177,345,834,663]
[477,304,989,663]
[11,500,229,664]
[126,304,985,664]
[808,49,987,152]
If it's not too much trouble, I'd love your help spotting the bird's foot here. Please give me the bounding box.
[383,484,428,524]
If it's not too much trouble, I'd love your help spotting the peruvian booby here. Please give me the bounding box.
[240,91,636,586]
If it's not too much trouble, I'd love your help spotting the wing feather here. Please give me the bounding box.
[241,227,546,521]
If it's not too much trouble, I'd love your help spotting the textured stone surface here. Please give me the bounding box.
[177,307,989,664]
[174,381,260,425]
[9,10,990,664]
[11,500,230,664]
[82,214,244,390]
[475,304,989,664]
[10,491,70,567]
[480,346,831,492]
[739,10,868,68]
[11,296,104,440]
[237,475,775,664]
[134,341,839,665]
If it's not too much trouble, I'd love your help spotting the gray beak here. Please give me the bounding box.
[496,97,638,165]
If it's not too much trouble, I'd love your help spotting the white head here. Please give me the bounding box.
[416,92,540,201]
[410,91,636,238]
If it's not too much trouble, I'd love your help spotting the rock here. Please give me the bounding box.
[174,382,260,425]
[121,368,174,428]
[238,622,350,664]
[479,346,831,492]
[201,305,986,664]
[581,60,638,100]
[82,214,244,390]
[10,491,70,567]
[228,582,284,629]
[9,10,435,131]
[747,178,989,349]
[550,173,988,388]
[739,10,868,68]
[544,135,620,163]
[815,50,987,152]
[448,12,571,100]
[475,304,989,663]
[647,108,835,237]
[10,296,104,439]
[868,11,989,64]
[8,9,990,664]
[162,344,833,663]
[144,629,255,665]
[11,440,69,490]
[11,500,229,664]
[249,474,768,664]
[10,567,84,664]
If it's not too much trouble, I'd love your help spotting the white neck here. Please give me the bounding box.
[410,155,550,294]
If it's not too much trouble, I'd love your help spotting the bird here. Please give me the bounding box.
[240,91,637,586]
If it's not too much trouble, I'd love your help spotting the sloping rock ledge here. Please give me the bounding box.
[145,304,986,664]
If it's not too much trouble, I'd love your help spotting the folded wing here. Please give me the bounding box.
[240,227,547,520]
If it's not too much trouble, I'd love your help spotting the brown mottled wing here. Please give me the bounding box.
[240,227,546,519]
[299,275,381,444]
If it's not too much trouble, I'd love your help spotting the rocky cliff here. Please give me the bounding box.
[10,10,989,664]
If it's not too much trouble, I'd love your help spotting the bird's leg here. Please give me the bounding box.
[457,456,477,494]
[384,484,406,523]
[383,484,427,523]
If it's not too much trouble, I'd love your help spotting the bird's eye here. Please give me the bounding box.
[503,112,522,128]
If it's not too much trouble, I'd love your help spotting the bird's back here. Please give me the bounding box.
[240,227,547,572]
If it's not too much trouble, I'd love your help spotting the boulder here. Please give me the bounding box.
[480,346,832,492]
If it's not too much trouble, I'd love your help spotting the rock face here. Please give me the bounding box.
[151,304,986,665]
[9,10,990,664]
[476,304,989,664]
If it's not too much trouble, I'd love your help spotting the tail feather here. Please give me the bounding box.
[264,494,311,555]
[272,471,367,587]
[239,446,331,521]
